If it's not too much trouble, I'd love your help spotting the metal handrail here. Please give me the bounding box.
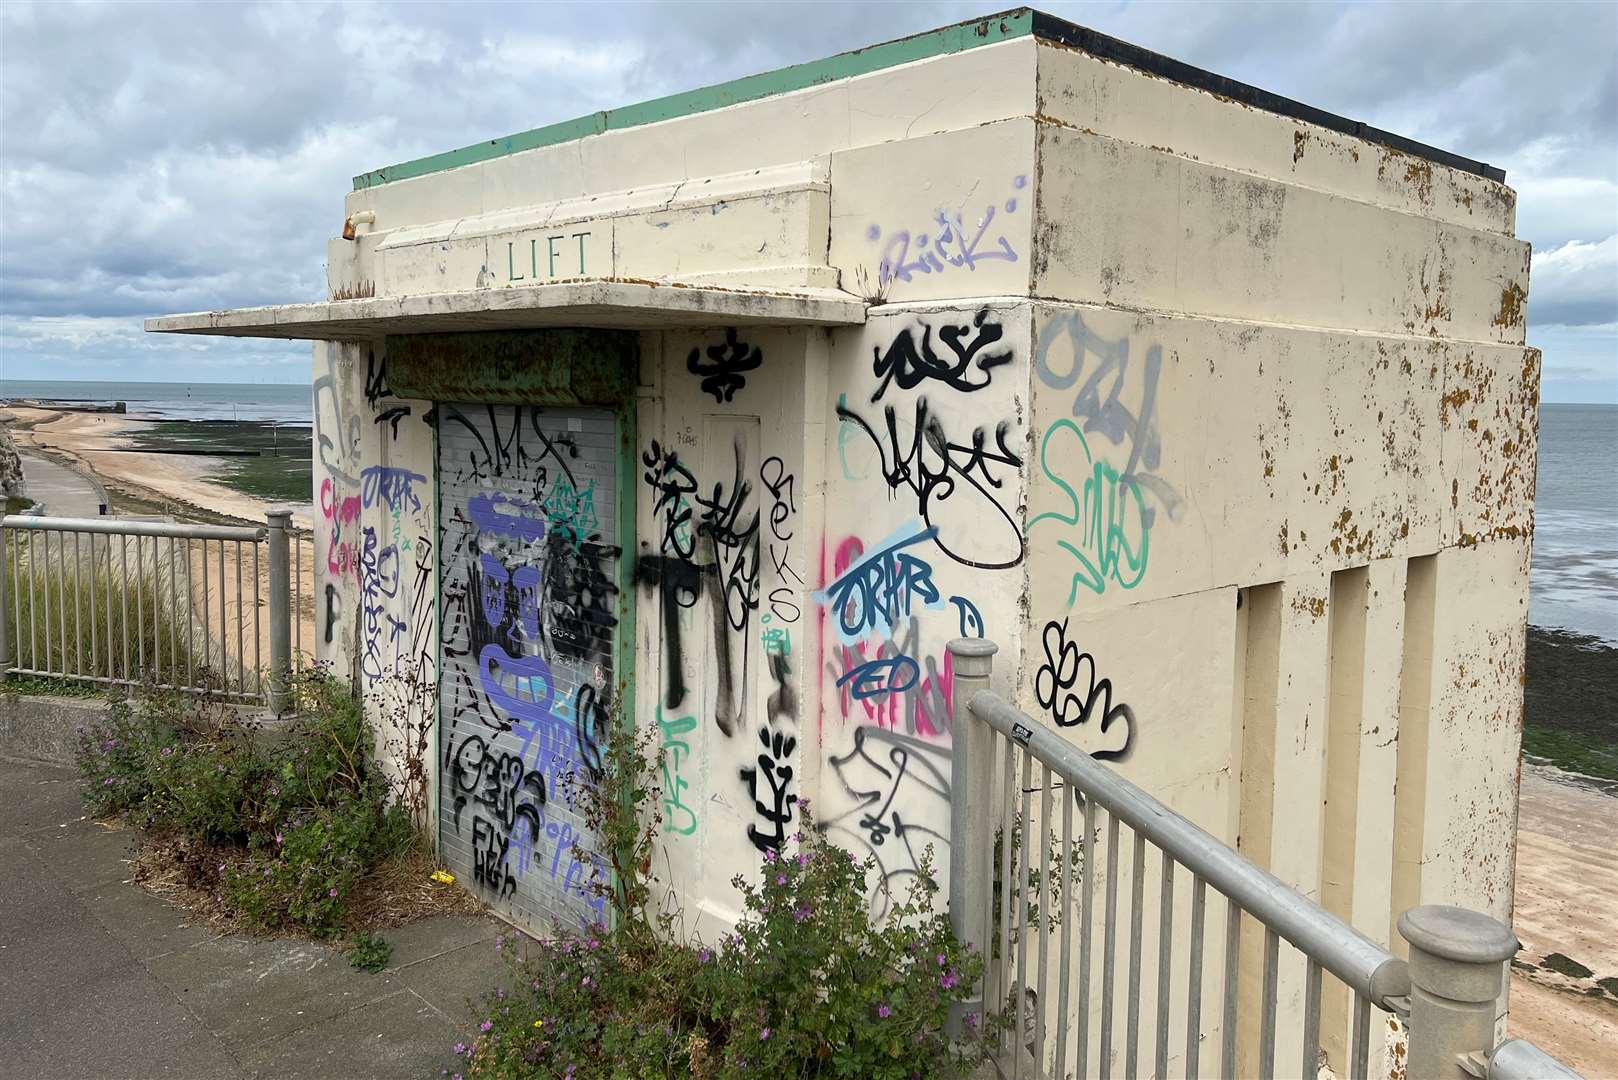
[1488,1038,1583,1080]
[0,515,266,541]
[0,512,306,713]
[946,639,1585,1080]
[967,688,1410,1008]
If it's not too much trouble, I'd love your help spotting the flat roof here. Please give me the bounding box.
[353,7,1505,192]
[143,280,867,341]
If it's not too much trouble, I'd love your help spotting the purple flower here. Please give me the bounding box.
[452,1043,467,1056]
[878,1003,892,1019]
[793,905,813,923]
[495,988,505,1000]
[795,852,808,866]
[759,1027,772,1041]
[328,887,338,898]
[160,746,174,757]
[275,833,284,845]
[937,953,947,966]
[102,777,114,786]
[698,948,711,963]
[940,970,959,990]
[775,874,787,886]
[479,1020,492,1032]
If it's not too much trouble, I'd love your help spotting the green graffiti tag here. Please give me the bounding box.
[1027,419,1151,605]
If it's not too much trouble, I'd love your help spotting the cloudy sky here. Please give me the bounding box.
[1,0,1613,401]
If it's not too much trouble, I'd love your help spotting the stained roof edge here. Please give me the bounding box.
[352,6,1504,193]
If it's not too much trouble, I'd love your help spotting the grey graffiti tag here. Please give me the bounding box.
[1034,312,1181,526]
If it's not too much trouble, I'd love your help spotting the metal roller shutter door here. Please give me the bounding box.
[436,403,619,931]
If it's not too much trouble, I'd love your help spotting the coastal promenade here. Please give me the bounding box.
[16,450,106,519]
[0,756,497,1079]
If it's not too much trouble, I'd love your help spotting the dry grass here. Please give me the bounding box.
[124,825,483,941]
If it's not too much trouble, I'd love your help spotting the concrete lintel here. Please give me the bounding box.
[143,279,868,341]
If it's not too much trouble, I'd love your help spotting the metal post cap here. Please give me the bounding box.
[1397,905,1519,964]
[946,638,998,658]
[945,638,998,676]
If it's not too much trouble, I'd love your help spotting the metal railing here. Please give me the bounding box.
[0,511,311,713]
[945,639,1582,1080]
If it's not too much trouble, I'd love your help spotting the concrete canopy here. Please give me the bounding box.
[144,279,867,341]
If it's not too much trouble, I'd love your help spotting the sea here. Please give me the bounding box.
[0,378,311,425]
[2,380,1613,640]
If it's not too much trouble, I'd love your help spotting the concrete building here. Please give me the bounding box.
[149,9,1537,1071]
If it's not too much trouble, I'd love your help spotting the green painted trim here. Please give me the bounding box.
[353,8,1034,191]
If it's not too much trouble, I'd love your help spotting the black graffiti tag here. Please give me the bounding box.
[870,308,1012,401]
[740,724,797,854]
[687,327,762,403]
[1034,619,1134,760]
[837,395,1024,570]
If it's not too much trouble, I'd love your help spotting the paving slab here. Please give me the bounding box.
[144,935,404,1053]
[235,989,459,1080]
[23,815,140,892]
[0,761,508,1078]
[384,912,502,971]
[0,756,86,832]
[80,878,223,961]
[395,937,509,1021]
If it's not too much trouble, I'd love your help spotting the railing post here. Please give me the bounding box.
[0,522,11,685]
[265,510,292,717]
[1398,905,1518,1080]
[946,636,998,1039]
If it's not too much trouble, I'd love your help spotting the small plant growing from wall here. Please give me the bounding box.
[455,722,999,1079]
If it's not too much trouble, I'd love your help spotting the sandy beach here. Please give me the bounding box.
[2,405,313,528]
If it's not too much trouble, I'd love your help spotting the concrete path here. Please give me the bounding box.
[16,450,107,518]
[0,758,502,1079]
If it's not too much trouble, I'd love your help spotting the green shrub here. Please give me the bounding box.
[456,727,991,1080]
[74,672,416,937]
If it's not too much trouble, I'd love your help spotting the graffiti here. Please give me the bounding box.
[1035,312,1181,525]
[360,465,426,515]
[868,176,1026,287]
[696,441,761,634]
[472,816,517,897]
[740,722,798,854]
[573,684,609,783]
[1034,619,1134,760]
[544,532,620,664]
[322,584,339,644]
[1027,419,1151,604]
[540,477,599,548]
[313,362,361,486]
[825,727,951,920]
[642,441,698,566]
[819,530,967,738]
[687,327,762,403]
[836,395,1023,569]
[449,734,547,835]
[364,350,411,437]
[657,708,699,836]
[816,522,978,645]
[760,456,804,625]
[440,404,578,490]
[636,553,703,711]
[870,308,1012,401]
